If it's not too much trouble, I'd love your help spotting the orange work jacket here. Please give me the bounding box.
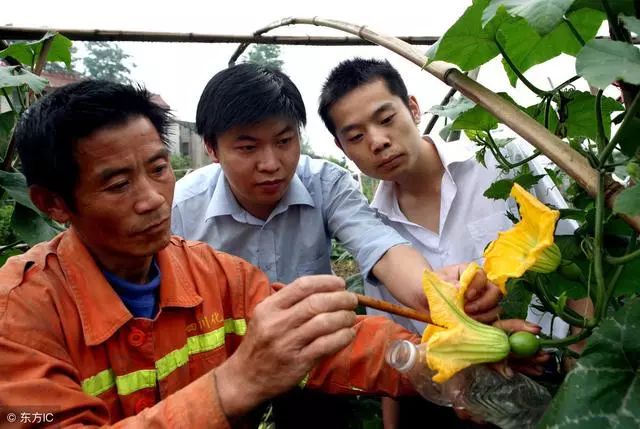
[0,229,417,428]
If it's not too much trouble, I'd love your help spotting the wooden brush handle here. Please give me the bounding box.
[271,283,432,324]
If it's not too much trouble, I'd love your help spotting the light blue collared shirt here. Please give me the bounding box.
[172,155,408,284]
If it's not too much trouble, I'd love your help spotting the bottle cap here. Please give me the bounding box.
[385,340,417,373]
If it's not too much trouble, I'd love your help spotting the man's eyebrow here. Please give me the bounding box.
[337,102,395,136]
[235,124,295,141]
[99,148,169,182]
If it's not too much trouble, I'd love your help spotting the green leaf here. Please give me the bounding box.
[483,0,574,35]
[10,203,62,247]
[0,170,39,212]
[483,173,544,200]
[613,184,640,216]
[427,96,475,120]
[0,33,72,69]
[613,259,640,296]
[429,0,507,71]
[621,15,640,35]
[576,39,640,89]
[564,91,624,140]
[568,0,636,16]
[0,248,23,267]
[451,93,517,132]
[613,111,640,157]
[0,66,48,94]
[501,279,534,319]
[500,8,605,86]
[538,298,640,428]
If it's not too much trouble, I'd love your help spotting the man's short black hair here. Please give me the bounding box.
[15,79,172,209]
[318,58,410,138]
[196,63,306,148]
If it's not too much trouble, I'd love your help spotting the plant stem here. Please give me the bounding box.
[595,90,608,153]
[544,96,553,130]
[553,75,581,92]
[535,276,592,328]
[539,327,592,348]
[484,132,541,169]
[496,40,549,97]
[606,248,640,265]
[599,91,640,167]
[592,173,607,323]
[562,17,586,46]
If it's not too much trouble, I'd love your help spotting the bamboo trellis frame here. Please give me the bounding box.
[2,20,639,232]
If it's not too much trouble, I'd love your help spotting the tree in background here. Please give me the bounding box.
[82,42,135,83]
[241,44,284,70]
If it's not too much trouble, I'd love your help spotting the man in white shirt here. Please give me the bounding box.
[318,57,584,428]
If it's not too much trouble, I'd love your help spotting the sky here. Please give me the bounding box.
[3,0,602,159]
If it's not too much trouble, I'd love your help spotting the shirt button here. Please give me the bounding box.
[128,328,145,347]
[134,396,155,413]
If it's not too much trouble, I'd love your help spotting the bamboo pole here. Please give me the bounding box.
[0,26,438,46]
[252,17,640,233]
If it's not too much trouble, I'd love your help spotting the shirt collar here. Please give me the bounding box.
[58,229,202,346]
[204,169,315,222]
[430,137,476,169]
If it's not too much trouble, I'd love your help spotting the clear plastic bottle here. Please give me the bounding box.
[385,340,552,429]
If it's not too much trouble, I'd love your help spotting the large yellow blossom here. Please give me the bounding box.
[421,263,510,383]
[483,183,561,294]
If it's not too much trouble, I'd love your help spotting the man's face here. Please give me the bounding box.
[66,116,175,265]
[328,79,423,181]
[211,116,301,220]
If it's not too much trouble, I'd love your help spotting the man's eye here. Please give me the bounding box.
[278,138,291,146]
[381,114,395,125]
[153,164,168,175]
[238,146,256,152]
[348,134,363,143]
[108,181,129,192]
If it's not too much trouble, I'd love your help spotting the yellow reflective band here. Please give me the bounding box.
[116,369,157,396]
[81,368,115,396]
[81,318,247,396]
[298,373,310,389]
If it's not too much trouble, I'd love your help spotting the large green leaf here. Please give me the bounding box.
[576,39,640,89]
[0,33,72,69]
[483,173,544,200]
[483,0,575,35]
[568,0,636,16]
[564,91,624,140]
[499,8,605,86]
[501,278,534,319]
[429,0,511,70]
[0,66,48,93]
[427,96,475,120]
[613,184,640,217]
[525,102,560,133]
[538,298,640,428]
[621,15,640,35]
[0,170,39,212]
[10,203,62,247]
[451,92,518,131]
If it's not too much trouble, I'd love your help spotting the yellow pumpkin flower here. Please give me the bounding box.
[421,263,510,383]
[483,183,561,294]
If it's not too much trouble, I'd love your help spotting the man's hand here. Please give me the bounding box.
[436,264,502,323]
[214,275,358,419]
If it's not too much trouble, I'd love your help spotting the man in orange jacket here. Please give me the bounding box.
[0,80,417,428]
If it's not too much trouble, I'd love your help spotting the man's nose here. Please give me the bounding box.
[257,145,281,173]
[369,128,391,155]
[134,177,166,214]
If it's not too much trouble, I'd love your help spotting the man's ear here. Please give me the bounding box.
[29,185,72,224]
[408,95,422,125]
[204,141,219,163]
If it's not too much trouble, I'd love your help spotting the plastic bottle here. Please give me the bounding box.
[385,340,552,429]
